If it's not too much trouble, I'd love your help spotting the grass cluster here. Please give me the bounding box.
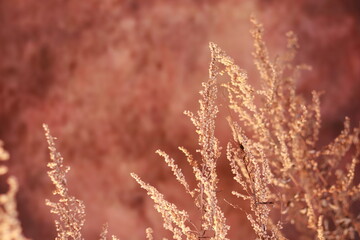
[0,18,359,240]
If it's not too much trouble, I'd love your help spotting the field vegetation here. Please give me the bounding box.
[1,17,359,240]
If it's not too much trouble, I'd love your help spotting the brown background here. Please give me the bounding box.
[0,0,359,239]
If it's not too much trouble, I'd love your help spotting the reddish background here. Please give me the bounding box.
[0,0,359,239]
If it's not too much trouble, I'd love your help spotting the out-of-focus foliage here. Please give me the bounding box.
[0,141,27,240]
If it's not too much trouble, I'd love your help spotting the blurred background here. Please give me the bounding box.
[0,0,359,239]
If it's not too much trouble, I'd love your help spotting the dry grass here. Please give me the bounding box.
[0,18,359,240]
[131,18,360,239]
